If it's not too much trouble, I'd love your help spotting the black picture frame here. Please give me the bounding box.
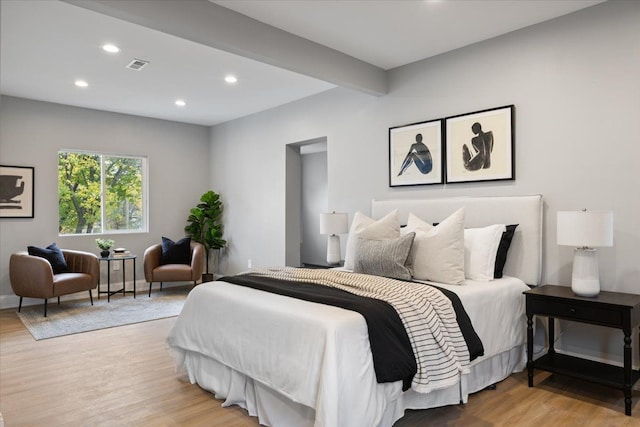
[389,118,444,187]
[0,165,34,218]
[444,105,515,184]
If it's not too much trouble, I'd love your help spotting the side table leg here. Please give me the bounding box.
[107,261,111,302]
[527,314,534,387]
[133,258,136,298]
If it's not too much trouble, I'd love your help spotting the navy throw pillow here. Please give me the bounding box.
[27,242,69,274]
[161,237,192,265]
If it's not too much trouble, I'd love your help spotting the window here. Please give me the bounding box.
[58,150,147,235]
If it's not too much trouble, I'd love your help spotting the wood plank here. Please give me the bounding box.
[1,307,640,426]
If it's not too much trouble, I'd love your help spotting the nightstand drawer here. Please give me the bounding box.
[529,299,622,327]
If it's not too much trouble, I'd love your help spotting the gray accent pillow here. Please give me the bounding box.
[353,232,415,280]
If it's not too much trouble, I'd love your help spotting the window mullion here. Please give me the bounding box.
[100,155,106,234]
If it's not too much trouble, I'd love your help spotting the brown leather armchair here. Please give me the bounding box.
[10,249,100,317]
[143,242,205,297]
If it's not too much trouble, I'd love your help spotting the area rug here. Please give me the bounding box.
[17,287,190,340]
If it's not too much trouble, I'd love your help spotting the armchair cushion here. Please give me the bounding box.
[161,237,191,265]
[27,242,69,274]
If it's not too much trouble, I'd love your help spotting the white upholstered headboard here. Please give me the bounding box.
[371,195,543,286]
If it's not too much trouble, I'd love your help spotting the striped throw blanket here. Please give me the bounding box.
[250,267,470,394]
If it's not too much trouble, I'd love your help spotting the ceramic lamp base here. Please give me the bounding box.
[571,248,600,297]
[326,234,341,265]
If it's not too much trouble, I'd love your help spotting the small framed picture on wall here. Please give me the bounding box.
[389,119,444,187]
[445,105,514,184]
[0,165,35,218]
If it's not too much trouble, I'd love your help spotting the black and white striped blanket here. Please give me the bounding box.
[249,267,472,394]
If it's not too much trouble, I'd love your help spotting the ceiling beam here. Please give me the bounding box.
[63,0,388,96]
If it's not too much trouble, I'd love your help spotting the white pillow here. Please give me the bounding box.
[464,224,506,281]
[405,208,465,285]
[344,210,400,270]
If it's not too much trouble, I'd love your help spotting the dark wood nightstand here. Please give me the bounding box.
[524,285,640,415]
[301,261,344,269]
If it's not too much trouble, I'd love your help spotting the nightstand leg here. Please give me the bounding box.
[548,317,555,355]
[527,314,534,387]
[624,332,632,416]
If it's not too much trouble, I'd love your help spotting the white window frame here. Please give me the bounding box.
[58,149,149,236]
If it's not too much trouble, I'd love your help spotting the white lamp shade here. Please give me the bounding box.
[557,210,613,248]
[320,212,348,235]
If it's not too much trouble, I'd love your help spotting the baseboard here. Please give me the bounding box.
[0,280,193,310]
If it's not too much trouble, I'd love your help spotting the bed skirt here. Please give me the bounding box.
[172,344,525,427]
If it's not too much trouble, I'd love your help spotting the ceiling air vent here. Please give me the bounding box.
[126,59,149,71]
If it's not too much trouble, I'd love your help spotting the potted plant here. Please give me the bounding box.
[96,238,115,258]
[185,190,226,282]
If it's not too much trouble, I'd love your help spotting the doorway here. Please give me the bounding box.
[284,137,327,267]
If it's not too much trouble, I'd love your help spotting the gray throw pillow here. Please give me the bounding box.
[353,232,415,280]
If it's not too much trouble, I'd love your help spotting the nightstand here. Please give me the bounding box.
[524,285,640,415]
[301,261,344,269]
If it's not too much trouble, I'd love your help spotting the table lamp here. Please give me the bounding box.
[320,212,348,265]
[557,209,613,297]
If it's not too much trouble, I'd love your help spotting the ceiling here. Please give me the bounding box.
[0,0,604,126]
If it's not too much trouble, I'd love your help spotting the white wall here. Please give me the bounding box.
[210,1,640,362]
[0,96,210,307]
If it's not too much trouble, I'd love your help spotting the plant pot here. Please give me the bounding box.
[202,273,214,283]
[208,248,220,274]
[100,250,110,258]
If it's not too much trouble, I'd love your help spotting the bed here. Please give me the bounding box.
[166,194,543,427]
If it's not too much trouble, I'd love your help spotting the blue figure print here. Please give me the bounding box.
[462,122,494,171]
[397,133,433,176]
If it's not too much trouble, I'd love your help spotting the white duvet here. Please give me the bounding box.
[166,275,529,427]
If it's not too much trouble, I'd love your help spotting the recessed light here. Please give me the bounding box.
[175,100,186,107]
[75,80,88,88]
[225,75,237,84]
[102,44,120,53]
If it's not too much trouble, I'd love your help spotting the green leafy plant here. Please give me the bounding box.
[185,190,226,275]
[95,238,114,250]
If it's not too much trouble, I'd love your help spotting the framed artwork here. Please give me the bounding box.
[445,105,514,184]
[0,165,34,218]
[389,119,444,187]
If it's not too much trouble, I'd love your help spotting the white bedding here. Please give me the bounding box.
[166,275,529,427]
[167,195,542,426]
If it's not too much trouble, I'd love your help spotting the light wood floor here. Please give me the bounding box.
[1,306,639,427]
